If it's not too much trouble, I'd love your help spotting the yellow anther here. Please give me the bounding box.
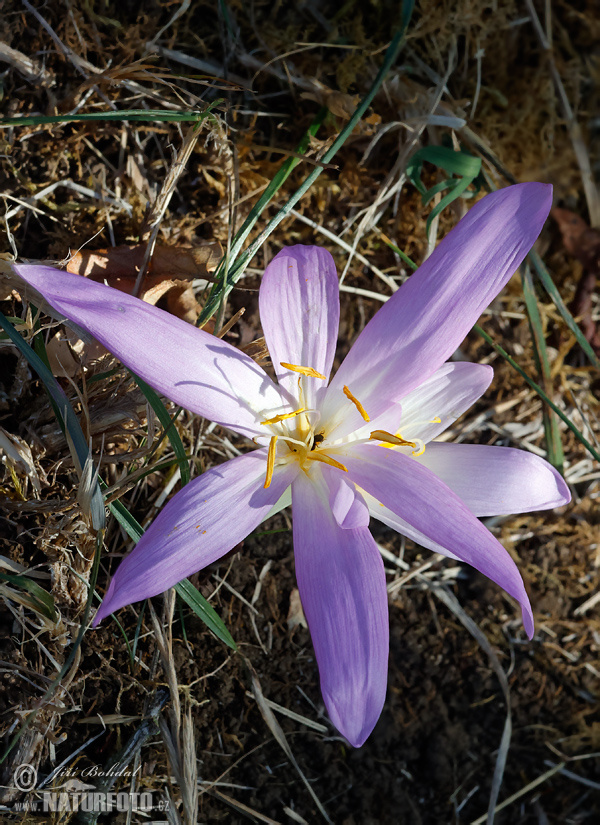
[370,430,416,448]
[411,442,426,458]
[264,436,278,488]
[307,452,348,473]
[280,362,327,380]
[262,408,306,426]
[343,385,370,422]
[430,416,442,424]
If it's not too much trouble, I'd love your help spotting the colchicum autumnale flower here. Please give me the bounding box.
[15,183,570,747]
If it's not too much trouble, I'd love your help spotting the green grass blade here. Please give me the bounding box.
[105,494,236,649]
[528,248,600,369]
[520,264,564,472]
[199,2,415,323]
[105,490,144,543]
[132,374,191,486]
[0,310,105,529]
[405,145,482,235]
[378,244,582,466]
[380,235,419,272]
[0,105,223,128]
[460,143,599,369]
[475,323,599,463]
[407,145,482,180]
[0,571,57,621]
[175,578,237,651]
[425,174,474,235]
[0,529,103,767]
[221,107,328,271]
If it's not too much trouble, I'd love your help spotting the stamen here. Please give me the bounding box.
[370,429,416,448]
[278,434,306,449]
[262,408,306,425]
[307,452,348,472]
[411,439,426,458]
[280,362,326,380]
[343,385,370,422]
[264,436,278,488]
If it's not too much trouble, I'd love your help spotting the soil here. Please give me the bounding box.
[1,1,599,824]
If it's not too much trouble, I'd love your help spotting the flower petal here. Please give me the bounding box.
[261,485,292,522]
[416,442,571,515]
[396,361,493,443]
[292,467,388,746]
[93,451,299,624]
[341,444,534,637]
[15,265,286,439]
[321,465,370,529]
[259,246,339,408]
[320,183,552,437]
[352,361,493,445]
[363,492,462,560]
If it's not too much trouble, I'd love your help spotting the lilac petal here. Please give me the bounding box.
[396,361,493,443]
[321,183,552,436]
[321,465,370,529]
[292,468,388,746]
[355,361,492,445]
[261,485,292,523]
[416,443,571,515]
[259,246,339,408]
[15,265,286,439]
[93,452,298,624]
[363,493,463,562]
[342,444,534,637]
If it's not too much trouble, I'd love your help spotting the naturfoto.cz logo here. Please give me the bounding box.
[11,763,160,814]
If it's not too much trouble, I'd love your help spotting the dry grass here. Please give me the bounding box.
[0,1,599,823]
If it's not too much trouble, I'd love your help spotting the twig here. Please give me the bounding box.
[525,0,600,226]
[134,124,204,296]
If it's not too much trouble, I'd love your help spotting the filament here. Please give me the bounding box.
[343,385,370,422]
[307,452,348,472]
[264,436,278,488]
[262,408,306,426]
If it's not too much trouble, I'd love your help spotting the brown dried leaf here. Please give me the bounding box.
[552,208,600,270]
[66,241,222,323]
[0,426,42,498]
[287,587,307,632]
[46,331,80,378]
[301,80,359,120]
[165,284,202,324]
[552,208,600,355]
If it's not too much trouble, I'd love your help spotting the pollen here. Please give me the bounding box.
[264,435,278,488]
[430,416,442,424]
[370,430,416,448]
[280,362,327,380]
[262,408,306,425]
[343,385,370,422]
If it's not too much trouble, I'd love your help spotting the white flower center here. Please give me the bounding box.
[259,361,428,488]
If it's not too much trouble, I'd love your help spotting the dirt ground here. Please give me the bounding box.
[0,1,599,823]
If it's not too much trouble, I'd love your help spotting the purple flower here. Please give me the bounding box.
[15,183,570,747]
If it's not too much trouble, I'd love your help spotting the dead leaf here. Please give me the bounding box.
[552,208,600,356]
[46,331,81,378]
[67,241,222,323]
[287,587,307,632]
[301,80,358,120]
[552,208,600,270]
[0,426,41,498]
